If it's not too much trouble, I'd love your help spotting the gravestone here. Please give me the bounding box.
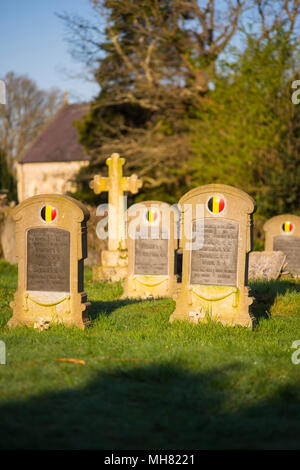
[0,193,17,263]
[170,184,256,327]
[123,201,178,299]
[8,194,90,329]
[264,214,300,276]
[1,211,17,264]
[248,251,287,281]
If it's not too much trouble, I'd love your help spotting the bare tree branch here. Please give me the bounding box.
[0,72,63,171]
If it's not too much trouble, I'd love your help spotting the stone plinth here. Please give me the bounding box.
[93,249,128,282]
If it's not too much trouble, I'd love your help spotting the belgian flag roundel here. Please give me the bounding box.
[207,196,225,214]
[146,209,158,223]
[282,221,293,233]
[41,205,57,222]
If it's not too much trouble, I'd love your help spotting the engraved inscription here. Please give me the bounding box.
[134,238,168,275]
[274,235,300,274]
[27,228,70,292]
[190,219,239,286]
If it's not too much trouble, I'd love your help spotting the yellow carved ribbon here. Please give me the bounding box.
[189,287,239,307]
[25,295,69,308]
[133,276,168,287]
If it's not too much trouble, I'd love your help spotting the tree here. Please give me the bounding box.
[60,0,300,206]
[0,72,63,172]
[60,0,246,201]
[189,28,300,247]
[243,0,300,40]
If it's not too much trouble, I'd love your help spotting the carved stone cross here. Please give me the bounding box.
[90,153,142,251]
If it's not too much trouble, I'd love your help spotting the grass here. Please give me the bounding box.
[1,259,300,449]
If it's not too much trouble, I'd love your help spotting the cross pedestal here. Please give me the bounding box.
[90,153,142,281]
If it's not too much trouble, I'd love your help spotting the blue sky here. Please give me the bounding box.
[0,0,100,102]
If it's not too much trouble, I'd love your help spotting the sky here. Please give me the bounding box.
[0,0,100,103]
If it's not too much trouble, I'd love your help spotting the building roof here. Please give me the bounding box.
[19,103,91,164]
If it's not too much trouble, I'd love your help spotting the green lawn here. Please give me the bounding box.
[1,259,300,449]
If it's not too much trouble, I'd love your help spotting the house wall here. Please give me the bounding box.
[17,161,89,202]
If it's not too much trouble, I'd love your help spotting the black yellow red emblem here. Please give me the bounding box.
[41,205,57,222]
[282,221,293,233]
[207,196,225,214]
[146,209,158,223]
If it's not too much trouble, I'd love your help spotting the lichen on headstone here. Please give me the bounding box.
[248,251,287,281]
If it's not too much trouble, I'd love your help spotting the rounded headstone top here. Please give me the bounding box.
[263,214,300,232]
[179,184,256,215]
[13,194,90,223]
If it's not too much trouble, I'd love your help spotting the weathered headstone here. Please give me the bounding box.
[123,201,178,299]
[264,214,300,276]
[0,193,16,263]
[90,153,142,281]
[1,211,17,264]
[170,184,256,327]
[8,194,90,329]
[248,251,287,281]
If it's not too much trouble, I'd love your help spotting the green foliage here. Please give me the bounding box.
[67,0,241,202]
[189,31,300,240]
[66,3,300,235]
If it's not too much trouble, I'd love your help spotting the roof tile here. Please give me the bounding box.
[19,103,91,164]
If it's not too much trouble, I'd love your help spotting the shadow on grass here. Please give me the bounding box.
[89,298,144,321]
[250,279,300,323]
[0,361,300,449]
